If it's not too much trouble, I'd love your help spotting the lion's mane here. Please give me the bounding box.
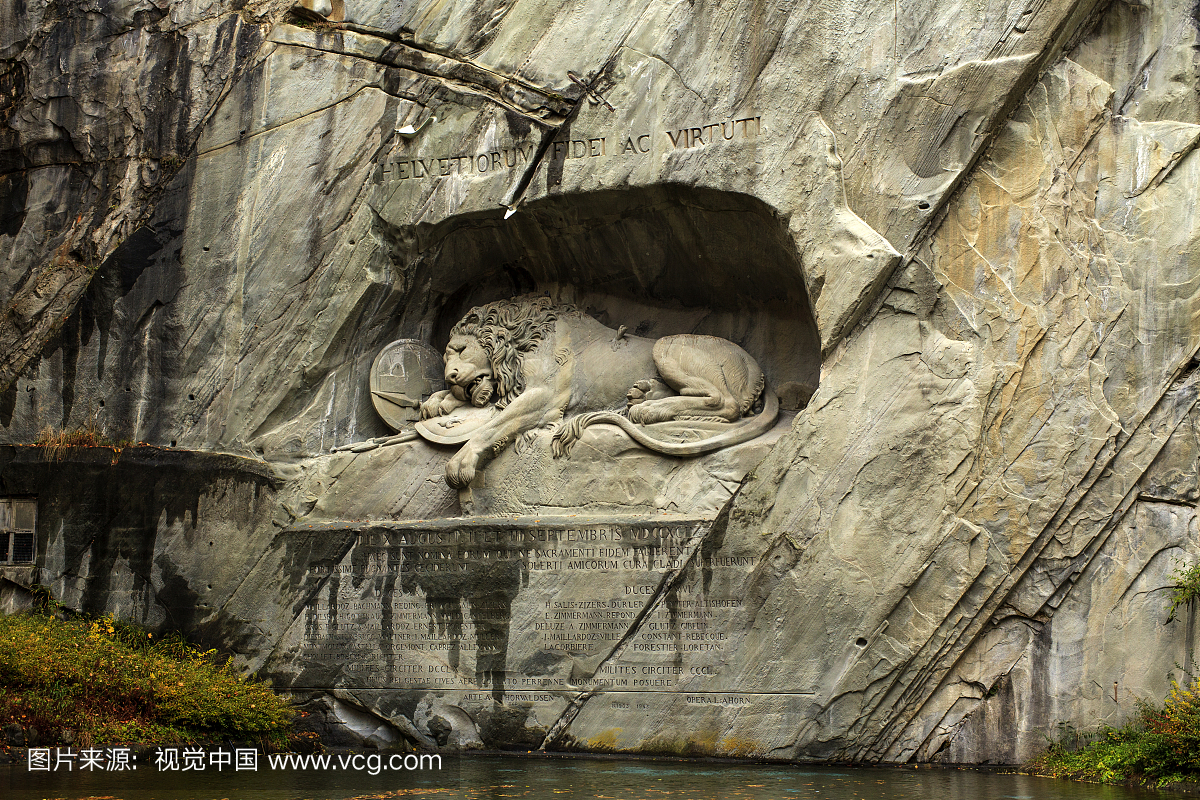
[448,296,572,409]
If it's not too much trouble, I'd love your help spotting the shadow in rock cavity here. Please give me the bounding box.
[388,185,821,401]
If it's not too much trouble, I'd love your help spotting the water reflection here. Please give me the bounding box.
[1,754,1156,799]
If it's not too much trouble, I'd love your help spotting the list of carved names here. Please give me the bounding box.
[294,521,757,692]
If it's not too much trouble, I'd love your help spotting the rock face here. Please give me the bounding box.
[3,0,1200,764]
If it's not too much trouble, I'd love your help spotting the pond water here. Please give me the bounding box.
[1,752,1157,800]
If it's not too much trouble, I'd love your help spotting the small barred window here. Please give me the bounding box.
[1,499,36,564]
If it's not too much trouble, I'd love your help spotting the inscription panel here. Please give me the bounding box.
[276,517,729,693]
[371,116,764,185]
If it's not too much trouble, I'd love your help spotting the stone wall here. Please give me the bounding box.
[3,0,1200,764]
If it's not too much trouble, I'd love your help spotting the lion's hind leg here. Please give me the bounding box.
[628,335,755,424]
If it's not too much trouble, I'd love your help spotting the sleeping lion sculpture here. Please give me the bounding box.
[415,296,779,488]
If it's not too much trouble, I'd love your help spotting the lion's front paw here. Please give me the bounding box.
[419,397,442,420]
[445,447,479,489]
[421,390,461,420]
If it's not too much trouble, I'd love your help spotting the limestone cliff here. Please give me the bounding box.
[2,0,1200,764]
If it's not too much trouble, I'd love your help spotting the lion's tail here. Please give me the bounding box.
[551,388,780,458]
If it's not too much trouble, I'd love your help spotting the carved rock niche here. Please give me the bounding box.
[365,185,821,520]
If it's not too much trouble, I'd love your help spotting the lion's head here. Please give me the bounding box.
[444,296,563,409]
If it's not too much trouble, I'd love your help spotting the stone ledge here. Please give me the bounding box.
[284,514,711,535]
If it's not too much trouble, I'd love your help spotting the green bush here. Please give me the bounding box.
[0,611,294,748]
[1031,560,1200,787]
[1030,678,1200,787]
[1168,560,1200,623]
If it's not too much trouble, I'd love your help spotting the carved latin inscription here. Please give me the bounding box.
[372,116,763,184]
